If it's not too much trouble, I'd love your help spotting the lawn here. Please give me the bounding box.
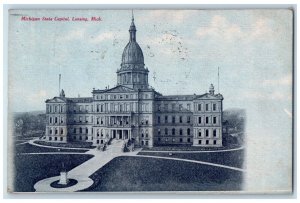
[34,140,96,149]
[12,154,93,192]
[83,156,243,192]
[15,143,89,154]
[138,149,245,168]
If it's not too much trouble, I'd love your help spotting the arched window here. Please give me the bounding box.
[141,129,144,137]
[206,129,209,137]
[97,104,100,112]
[213,129,217,137]
[100,104,104,112]
[187,128,191,135]
[179,129,183,135]
[172,128,175,135]
[55,128,58,135]
[97,129,100,136]
[49,129,52,135]
[60,128,63,135]
[49,117,52,124]
[101,129,104,137]
[55,117,58,123]
[172,116,175,123]
[145,130,148,138]
[86,128,88,134]
[198,131,202,137]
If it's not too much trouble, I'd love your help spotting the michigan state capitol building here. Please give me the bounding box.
[44,15,224,148]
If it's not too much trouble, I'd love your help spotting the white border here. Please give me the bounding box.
[1,0,298,201]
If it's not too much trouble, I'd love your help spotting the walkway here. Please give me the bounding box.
[34,139,141,192]
[29,138,90,151]
[131,154,245,172]
[141,146,244,153]
[31,139,245,192]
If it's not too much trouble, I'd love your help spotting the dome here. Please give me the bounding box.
[121,41,144,65]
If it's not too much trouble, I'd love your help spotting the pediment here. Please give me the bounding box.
[104,85,136,93]
[195,93,223,100]
[45,97,66,103]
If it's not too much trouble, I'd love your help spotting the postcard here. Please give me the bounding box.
[6,9,293,194]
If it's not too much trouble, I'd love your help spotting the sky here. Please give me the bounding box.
[8,9,293,192]
[8,9,292,112]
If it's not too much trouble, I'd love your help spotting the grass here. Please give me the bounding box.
[138,149,245,168]
[34,140,96,149]
[12,154,93,192]
[83,156,243,192]
[15,143,89,154]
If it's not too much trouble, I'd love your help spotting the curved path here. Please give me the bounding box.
[32,139,245,192]
[29,139,91,151]
[132,154,245,172]
[141,146,244,153]
[34,140,140,192]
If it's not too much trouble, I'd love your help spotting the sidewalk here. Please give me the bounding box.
[34,139,140,192]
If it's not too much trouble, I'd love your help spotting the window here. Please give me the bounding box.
[198,117,202,124]
[79,127,82,133]
[158,116,160,124]
[49,137,52,141]
[49,117,52,124]
[214,140,217,145]
[206,129,209,137]
[55,137,57,141]
[206,117,209,124]
[145,141,149,146]
[49,105,52,113]
[187,116,191,123]
[101,104,104,112]
[60,137,63,141]
[172,116,175,123]
[165,128,168,135]
[86,128,88,134]
[187,128,191,135]
[179,129,183,135]
[198,131,201,137]
[73,128,76,133]
[179,116,182,123]
[158,129,161,135]
[213,129,217,137]
[165,116,168,123]
[179,104,183,111]
[60,129,63,135]
[164,104,168,111]
[213,117,217,124]
[55,129,58,135]
[50,129,52,134]
[198,104,201,111]
[172,103,175,111]
[157,104,161,111]
[198,140,202,144]
[158,137,161,142]
[213,104,217,111]
[206,104,209,111]
[206,140,209,144]
[172,128,175,135]
[146,130,149,138]
[187,138,191,142]
[187,104,191,111]
[180,138,183,143]
[55,117,58,123]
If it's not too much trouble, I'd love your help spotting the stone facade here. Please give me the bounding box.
[44,16,224,148]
